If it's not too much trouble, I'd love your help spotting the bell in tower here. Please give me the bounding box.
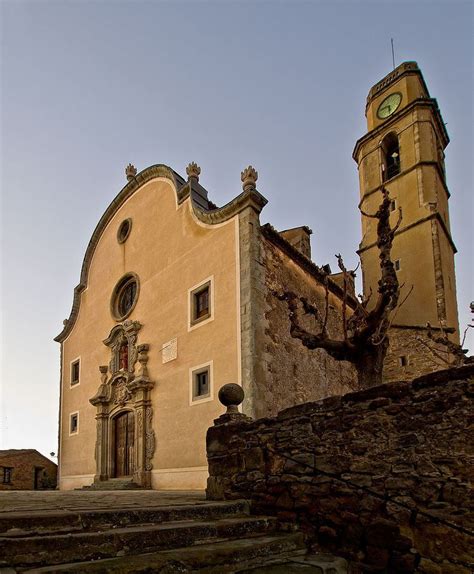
[353,61,460,381]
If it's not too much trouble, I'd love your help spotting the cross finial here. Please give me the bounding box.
[186,162,201,182]
[241,166,258,192]
[125,163,137,181]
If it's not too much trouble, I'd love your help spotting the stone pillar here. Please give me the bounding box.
[94,412,109,482]
[206,384,252,500]
[129,344,155,488]
[90,366,111,483]
[238,166,267,419]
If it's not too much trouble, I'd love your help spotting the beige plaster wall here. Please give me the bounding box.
[59,178,239,489]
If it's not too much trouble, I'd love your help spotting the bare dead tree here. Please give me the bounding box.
[277,187,403,388]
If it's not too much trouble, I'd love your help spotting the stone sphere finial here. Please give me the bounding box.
[241,166,258,192]
[125,163,137,181]
[218,383,244,414]
[186,162,201,182]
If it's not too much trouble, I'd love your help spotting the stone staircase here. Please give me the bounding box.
[0,498,338,573]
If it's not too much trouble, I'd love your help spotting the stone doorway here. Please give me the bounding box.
[114,411,135,477]
[89,322,155,488]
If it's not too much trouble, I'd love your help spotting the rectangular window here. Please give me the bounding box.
[399,355,408,367]
[195,287,209,319]
[70,412,79,435]
[189,277,214,330]
[390,199,396,212]
[195,370,209,397]
[190,362,213,404]
[394,259,401,271]
[2,467,12,484]
[71,359,80,386]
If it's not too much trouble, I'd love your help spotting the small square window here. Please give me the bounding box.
[399,355,408,367]
[390,199,396,212]
[189,278,213,329]
[2,467,12,484]
[190,362,213,404]
[394,259,401,271]
[71,359,80,386]
[70,412,79,435]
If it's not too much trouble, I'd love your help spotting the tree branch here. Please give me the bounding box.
[276,291,356,361]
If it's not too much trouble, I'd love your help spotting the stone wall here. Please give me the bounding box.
[383,326,464,383]
[256,230,356,419]
[0,450,57,490]
[206,366,474,573]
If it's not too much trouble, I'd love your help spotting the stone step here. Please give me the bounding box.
[80,479,145,491]
[0,500,249,535]
[22,532,307,573]
[0,515,279,568]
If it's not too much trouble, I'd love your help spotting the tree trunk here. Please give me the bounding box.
[354,340,388,388]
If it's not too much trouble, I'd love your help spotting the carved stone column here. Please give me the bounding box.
[129,344,155,487]
[90,366,111,483]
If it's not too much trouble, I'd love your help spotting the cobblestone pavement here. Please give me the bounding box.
[0,490,206,515]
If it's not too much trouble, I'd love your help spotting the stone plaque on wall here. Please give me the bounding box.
[162,338,177,363]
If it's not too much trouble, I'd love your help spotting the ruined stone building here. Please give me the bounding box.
[0,450,57,490]
[55,62,459,490]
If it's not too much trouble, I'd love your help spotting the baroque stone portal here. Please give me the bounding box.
[90,321,155,487]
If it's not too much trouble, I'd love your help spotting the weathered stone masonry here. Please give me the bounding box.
[207,365,474,573]
[259,227,356,418]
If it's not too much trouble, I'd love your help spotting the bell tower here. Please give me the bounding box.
[353,62,460,378]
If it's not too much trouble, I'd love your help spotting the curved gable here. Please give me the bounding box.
[55,164,267,343]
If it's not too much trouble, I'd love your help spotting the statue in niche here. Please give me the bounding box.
[119,342,129,371]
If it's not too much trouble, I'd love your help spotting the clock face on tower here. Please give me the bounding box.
[376,92,402,119]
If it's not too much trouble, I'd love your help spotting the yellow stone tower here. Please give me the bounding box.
[353,62,460,379]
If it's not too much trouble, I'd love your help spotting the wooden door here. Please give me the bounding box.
[114,411,135,477]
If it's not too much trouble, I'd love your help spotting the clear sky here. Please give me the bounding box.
[1,1,472,459]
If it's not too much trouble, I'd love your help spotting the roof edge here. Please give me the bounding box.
[260,223,358,309]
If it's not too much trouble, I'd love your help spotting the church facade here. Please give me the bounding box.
[56,62,460,491]
[55,163,355,490]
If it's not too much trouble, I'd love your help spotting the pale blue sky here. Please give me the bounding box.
[1,0,472,458]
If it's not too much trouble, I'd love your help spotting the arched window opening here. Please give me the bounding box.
[381,133,400,181]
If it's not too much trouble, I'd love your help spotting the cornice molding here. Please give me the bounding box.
[366,62,427,107]
[357,160,451,203]
[353,98,449,161]
[390,323,456,334]
[358,211,457,255]
[193,188,268,225]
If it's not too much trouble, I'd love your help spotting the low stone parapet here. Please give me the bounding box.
[206,366,474,573]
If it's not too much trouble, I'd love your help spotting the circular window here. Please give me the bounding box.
[117,219,132,244]
[111,273,139,320]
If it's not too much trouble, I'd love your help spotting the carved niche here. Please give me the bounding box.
[103,320,142,375]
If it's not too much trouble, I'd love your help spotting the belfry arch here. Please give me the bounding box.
[90,320,155,487]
